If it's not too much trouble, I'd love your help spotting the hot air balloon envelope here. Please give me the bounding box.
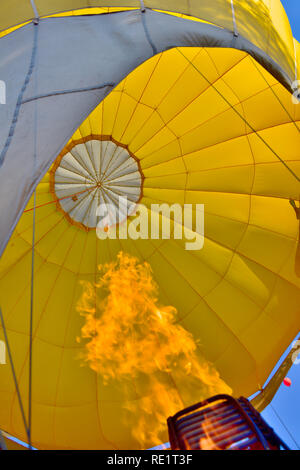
[0,0,299,450]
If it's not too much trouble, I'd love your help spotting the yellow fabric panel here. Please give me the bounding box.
[215,338,259,392]
[0,46,299,450]
[225,253,275,308]
[43,7,134,17]
[0,0,34,32]
[184,136,254,172]
[268,0,296,78]
[51,402,107,450]
[239,225,296,274]
[235,0,295,79]
[35,0,138,19]
[144,0,234,29]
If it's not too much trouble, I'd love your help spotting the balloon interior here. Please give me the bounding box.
[0,1,299,451]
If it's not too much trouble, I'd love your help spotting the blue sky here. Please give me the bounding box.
[281,0,300,40]
[260,336,300,450]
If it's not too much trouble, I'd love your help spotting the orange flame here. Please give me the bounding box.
[182,405,223,450]
[77,252,231,448]
[198,411,222,450]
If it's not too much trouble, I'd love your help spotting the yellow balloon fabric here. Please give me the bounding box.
[0,42,299,449]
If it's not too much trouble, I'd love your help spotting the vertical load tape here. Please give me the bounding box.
[231,0,238,37]
[30,0,39,20]
[140,0,146,13]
